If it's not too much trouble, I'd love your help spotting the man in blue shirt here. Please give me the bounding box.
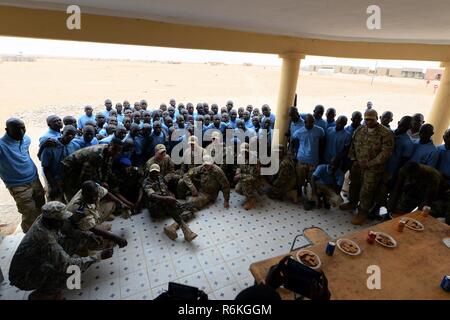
[311,158,344,209]
[0,118,45,232]
[77,105,95,130]
[207,115,229,136]
[115,103,125,124]
[292,114,325,192]
[41,125,79,201]
[102,99,113,120]
[95,112,106,133]
[325,108,336,129]
[409,124,439,167]
[288,107,305,139]
[381,111,394,131]
[234,119,257,144]
[228,110,238,129]
[386,116,414,176]
[99,125,127,144]
[73,125,98,149]
[149,121,167,158]
[345,111,362,136]
[243,111,254,129]
[323,116,351,164]
[303,105,327,133]
[437,128,450,185]
[39,115,63,147]
[261,104,276,129]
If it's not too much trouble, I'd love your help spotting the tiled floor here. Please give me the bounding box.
[0,192,376,300]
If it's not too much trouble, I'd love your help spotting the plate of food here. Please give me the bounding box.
[404,218,424,231]
[375,232,397,248]
[336,238,361,256]
[295,249,322,269]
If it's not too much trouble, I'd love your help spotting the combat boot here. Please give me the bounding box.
[286,190,298,203]
[180,223,198,242]
[351,211,367,225]
[243,197,255,210]
[164,222,179,240]
[339,202,357,211]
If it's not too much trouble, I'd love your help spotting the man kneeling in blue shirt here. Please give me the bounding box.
[311,158,344,209]
[0,118,46,232]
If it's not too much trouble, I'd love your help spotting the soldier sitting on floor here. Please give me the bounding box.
[267,145,298,203]
[143,164,198,241]
[234,143,261,210]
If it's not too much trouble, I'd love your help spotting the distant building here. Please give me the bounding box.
[424,68,443,80]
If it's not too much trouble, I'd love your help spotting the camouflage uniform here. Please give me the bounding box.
[348,124,394,213]
[235,161,260,198]
[142,175,194,223]
[61,145,114,201]
[145,155,182,192]
[108,167,144,203]
[66,185,116,231]
[180,164,230,209]
[267,155,297,199]
[7,179,45,233]
[8,215,98,293]
[182,146,205,173]
[389,164,450,223]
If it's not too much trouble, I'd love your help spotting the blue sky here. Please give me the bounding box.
[0,36,440,70]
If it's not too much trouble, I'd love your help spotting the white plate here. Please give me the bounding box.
[295,249,322,269]
[443,238,450,248]
[375,232,397,248]
[336,238,361,256]
[403,218,424,231]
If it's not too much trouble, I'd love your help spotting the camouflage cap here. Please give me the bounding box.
[41,201,72,220]
[211,131,221,140]
[149,163,161,173]
[188,136,198,145]
[155,144,166,154]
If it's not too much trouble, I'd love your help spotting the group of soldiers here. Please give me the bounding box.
[0,98,449,299]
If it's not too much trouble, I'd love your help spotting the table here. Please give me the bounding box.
[249,211,450,300]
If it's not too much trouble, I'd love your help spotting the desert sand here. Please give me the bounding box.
[0,58,438,235]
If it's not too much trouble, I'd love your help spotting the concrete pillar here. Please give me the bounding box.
[428,62,450,144]
[274,52,304,146]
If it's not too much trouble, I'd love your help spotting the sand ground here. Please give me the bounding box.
[0,58,438,235]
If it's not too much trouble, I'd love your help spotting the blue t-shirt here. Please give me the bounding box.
[99,134,120,144]
[292,125,325,166]
[233,128,257,143]
[0,134,38,188]
[312,164,344,186]
[290,119,305,137]
[410,141,439,167]
[73,136,99,149]
[40,140,80,181]
[324,127,351,163]
[386,133,414,174]
[326,120,336,129]
[39,129,61,147]
[437,144,450,184]
[245,120,254,129]
[101,109,112,120]
[261,113,276,129]
[77,114,95,129]
[345,124,359,137]
[149,132,166,157]
[228,119,238,129]
[206,123,228,135]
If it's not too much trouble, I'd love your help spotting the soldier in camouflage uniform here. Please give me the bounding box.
[267,145,298,203]
[145,144,182,194]
[8,202,114,300]
[142,164,197,242]
[340,109,394,225]
[179,155,231,210]
[61,138,123,202]
[234,143,261,210]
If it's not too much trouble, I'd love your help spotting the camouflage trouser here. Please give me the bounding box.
[148,201,195,224]
[296,162,314,188]
[186,193,217,210]
[315,183,343,207]
[349,167,383,213]
[8,178,45,233]
[235,178,257,198]
[267,176,297,200]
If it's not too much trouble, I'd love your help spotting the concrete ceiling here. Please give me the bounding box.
[2,0,450,45]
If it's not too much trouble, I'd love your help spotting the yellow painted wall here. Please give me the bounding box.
[1,5,450,61]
